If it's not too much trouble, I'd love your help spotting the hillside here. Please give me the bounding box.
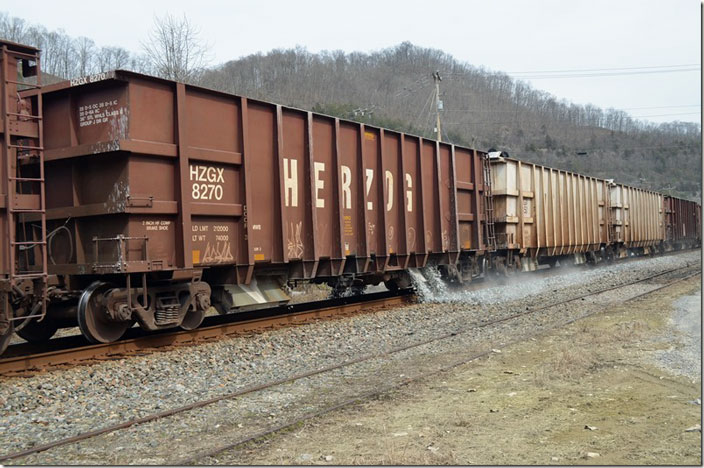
[200,43,701,200]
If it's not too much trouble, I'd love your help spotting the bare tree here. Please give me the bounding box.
[141,13,210,82]
[96,46,130,72]
[0,13,27,42]
[74,37,96,76]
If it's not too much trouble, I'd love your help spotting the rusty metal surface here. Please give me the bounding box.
[29,70,487,282]
[0,40,43,278]
[664,195,701,245]
[0,292,412,375]
[489,154,609,257]
[609,183,664,248]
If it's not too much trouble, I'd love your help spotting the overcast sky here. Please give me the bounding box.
[4,0,701,125]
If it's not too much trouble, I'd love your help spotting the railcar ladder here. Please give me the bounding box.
[606,197,615,244]
[482,156,497,252]
[0,44,48,318]
[605,183,616,244]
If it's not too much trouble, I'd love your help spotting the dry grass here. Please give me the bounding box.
[533,344,598,386]
[534,319,652,386]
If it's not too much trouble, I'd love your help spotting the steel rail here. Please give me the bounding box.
[0,290,413,375]
[180,267,700,465]
[0,263,698,464]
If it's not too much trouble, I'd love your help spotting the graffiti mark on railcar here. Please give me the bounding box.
[407,227,416,250]
[107,181,129,212]
[460,225,470,249]
[287,222,304,258]
[343,215,353,237]
[388,225,394,241]
[368,222,376,237]
[202,241,233,263]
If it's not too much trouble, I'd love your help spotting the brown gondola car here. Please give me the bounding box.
[664,195,701,249]
[608,182,665,256]
[11,67,487,344]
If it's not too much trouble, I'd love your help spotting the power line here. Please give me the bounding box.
[517,68,698,79]
[574,143,702,152]
[442,63,699,76]
[442,120,702,133]
[629,111,701,118]
[439,65,699,81]
[506,63,700,74]
[393,75,432,98]
[441,105,701,113]
[413,87,436,130]
[614,104,700,110]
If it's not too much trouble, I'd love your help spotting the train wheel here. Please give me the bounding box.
[78,282,131,344]
[180,308,205,330]
[0,320,12,355]
[16,318,58,343]
[504,260,519,277]
[180,292,209,331]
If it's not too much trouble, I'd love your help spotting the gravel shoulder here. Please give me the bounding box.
[1,251,700,464]
[219,275,702,465]
[654,289,701,380]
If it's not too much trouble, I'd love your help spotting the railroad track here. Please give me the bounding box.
[0,248,696,374]
[0,289,413,376]
[1,261,698,464]
[186,264,701,465]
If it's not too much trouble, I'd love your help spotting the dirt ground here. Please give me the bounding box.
[224,275,702,465]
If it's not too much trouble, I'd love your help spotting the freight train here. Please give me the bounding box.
[0,40,700,354]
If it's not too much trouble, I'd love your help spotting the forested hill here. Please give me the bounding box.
[199,43,701,200]
[0,10,699,199]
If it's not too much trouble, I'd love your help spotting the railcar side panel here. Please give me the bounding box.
[247,101,278,265]
[490,155,608,259]
[664,195,701,246]
[402,136,425,267]
[609,184,664,248]
[421,141,440,254]
[338,121,362,259]
[363,127,381,259]
[454,147,478,251]
[33,70,487,284]
[381,130,401,263]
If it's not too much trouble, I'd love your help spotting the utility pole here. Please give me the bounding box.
[433,71,443,142]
